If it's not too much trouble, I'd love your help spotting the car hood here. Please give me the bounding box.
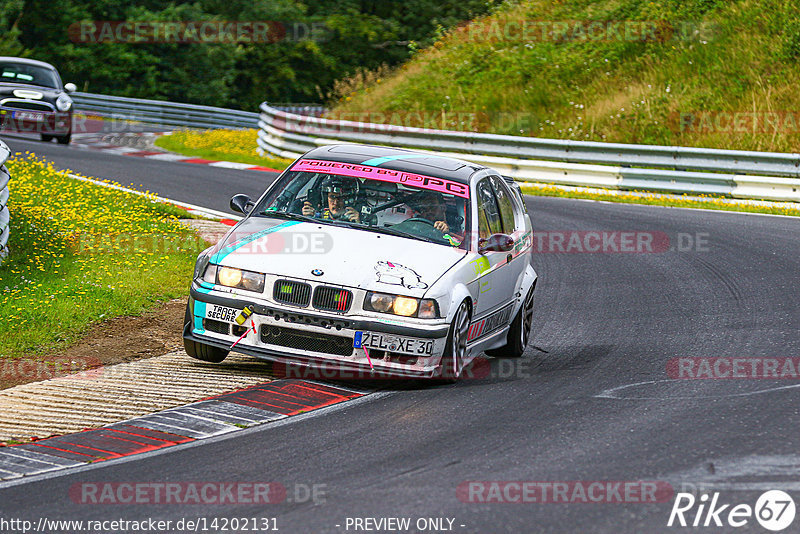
[0,83,61,101]
[209,217,466,297]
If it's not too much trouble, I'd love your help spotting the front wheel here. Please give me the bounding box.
[487,288,534,358]
[436,300,470,382]
[183,300,229,363]
[40,134,53,142]
[56,132,71,145]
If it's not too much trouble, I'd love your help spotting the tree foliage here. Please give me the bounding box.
[1,0,494,109]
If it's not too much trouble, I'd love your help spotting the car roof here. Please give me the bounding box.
[301,145,487,185]
[0,56,58,70]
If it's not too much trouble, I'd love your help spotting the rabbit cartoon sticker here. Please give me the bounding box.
[374,261,428,289]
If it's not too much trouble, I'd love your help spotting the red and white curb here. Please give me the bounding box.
[71,132,281,173]
[0,380,368,481]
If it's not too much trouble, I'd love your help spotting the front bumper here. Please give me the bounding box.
[0,107,71,135]
[187,286,451,378]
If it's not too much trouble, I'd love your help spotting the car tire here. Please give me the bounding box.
[486,288,534,358]
[436,299,470,383]
[56,132,71,145]
[183,300,229,363]
[40,134,53,142]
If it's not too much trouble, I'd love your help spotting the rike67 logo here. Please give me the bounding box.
[668,490,796,531]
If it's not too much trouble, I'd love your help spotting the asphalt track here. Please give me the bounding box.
[1,135,799,533]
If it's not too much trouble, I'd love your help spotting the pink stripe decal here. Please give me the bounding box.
[291,159,469,198]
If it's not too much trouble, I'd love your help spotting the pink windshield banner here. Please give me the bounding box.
[290,159,470,198]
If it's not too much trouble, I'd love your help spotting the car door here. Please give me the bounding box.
[469,177,519,336]
[489,174,527,297]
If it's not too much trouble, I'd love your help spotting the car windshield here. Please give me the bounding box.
[0,62,60,88]
[253,161,470,249]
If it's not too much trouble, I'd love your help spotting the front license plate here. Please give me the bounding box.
[204,304,240,324]
[14,111,44,121]
[354,331,433,356]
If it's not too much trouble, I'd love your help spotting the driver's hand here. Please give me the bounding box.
[302,202,315,216]
[434,220,449,233]
[344,207,360,223]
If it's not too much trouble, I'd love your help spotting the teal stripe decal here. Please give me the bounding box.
[361,154,444,166]
[209,221,299,264]
[193,286,213,334]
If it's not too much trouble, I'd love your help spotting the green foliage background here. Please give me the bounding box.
[0,0,495,110]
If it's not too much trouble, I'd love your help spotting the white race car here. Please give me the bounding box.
[184,145,537,380]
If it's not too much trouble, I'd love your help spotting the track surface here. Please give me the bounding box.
[1,135,799,533]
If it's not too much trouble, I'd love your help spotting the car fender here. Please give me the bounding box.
[442,283,473,324]
[514,264,537,317]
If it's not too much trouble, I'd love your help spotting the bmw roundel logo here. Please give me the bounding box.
[311,269,324,276]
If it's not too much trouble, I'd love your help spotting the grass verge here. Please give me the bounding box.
[520,183,800,217]
[0,153,208,359]
[155,129,292,170]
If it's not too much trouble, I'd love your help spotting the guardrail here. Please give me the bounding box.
[257,103,800,202]
[72,92,260,130]
[71,93,326,131]
[0,139,11,265]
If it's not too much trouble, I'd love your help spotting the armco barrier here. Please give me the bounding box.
[0,138,11,264]
[71,93,325,131]
[257,103,800,203]
[72,92,259,130]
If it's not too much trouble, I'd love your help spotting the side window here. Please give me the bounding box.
[476,179,502,238]
[490,175,517,234]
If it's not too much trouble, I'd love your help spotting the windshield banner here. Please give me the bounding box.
[290,159,469,198]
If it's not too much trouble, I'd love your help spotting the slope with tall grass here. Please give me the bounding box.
[331,0,800,153]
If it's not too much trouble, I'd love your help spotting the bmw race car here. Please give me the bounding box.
[184,145,537,380]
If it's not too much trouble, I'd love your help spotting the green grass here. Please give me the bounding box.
[155,129,292,170]
[331,0,800,154]
[0,154,207,359]
[520,183,800,216]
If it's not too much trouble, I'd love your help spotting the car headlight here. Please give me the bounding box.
[193,252,211,281]
[56,93,73,112]
[364,292,439,318]
[203,264,265,293]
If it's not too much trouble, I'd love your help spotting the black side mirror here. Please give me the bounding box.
[230,194,254,214]
[479,233,514,254]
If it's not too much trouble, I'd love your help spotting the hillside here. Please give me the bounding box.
[329,0,800,153]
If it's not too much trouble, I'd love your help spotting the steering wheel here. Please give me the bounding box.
[403,217,437,228]
[391,217,449,244]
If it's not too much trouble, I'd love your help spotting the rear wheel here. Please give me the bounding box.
[487,288,534,358]
[183,300,229,363]
[56,132,71,145]
[436,300,470,382]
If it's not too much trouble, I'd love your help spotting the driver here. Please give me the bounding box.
[412,191,450,233]
[410,191,464,246]
[302,176,361,223]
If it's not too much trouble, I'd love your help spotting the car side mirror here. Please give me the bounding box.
[64,83,77,93]
[230,194,254,214]
[479,233,514,254]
